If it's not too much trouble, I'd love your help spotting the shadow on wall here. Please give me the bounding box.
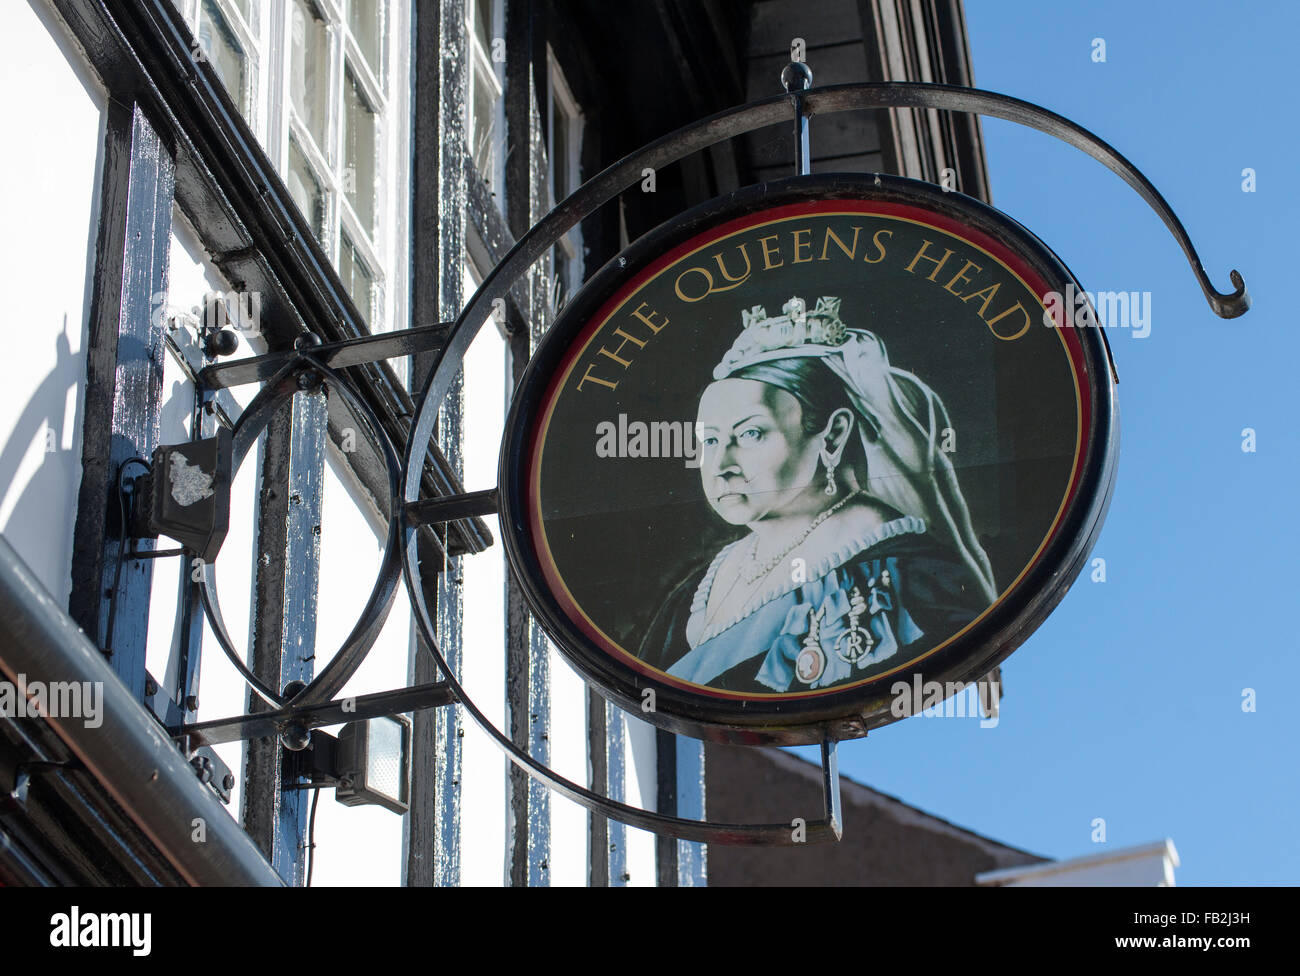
[0,316,88,605]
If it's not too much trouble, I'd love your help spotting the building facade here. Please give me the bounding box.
[0,0,999,886]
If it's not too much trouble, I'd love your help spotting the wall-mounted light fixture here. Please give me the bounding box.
[298,715,411,816]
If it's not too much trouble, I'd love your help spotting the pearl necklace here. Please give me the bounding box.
[742,491,862,584]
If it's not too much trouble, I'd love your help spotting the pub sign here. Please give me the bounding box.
[500,175,1118,744]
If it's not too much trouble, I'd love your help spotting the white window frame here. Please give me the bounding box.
[276,1,389,323]
[465,0,504,194]
[546,47,584,311]
[177,0,406,334]
[174,0,267,137]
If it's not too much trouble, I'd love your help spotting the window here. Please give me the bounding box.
[339,232,375,322]
[288,0,329,148]
[348,0,383,74]
[173,0,261,123]
[199,0,249,110]
[286,135,325,237]
[175,0,403,331]
[466,0,503,191]
[546,50,584,312]
[281,1,389,325]
[342,65,377,235]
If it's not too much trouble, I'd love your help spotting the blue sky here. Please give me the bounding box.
[793,0,1297,884]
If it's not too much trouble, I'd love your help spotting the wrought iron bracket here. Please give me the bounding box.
[183,72,1247,847]
[404,488,499,526]
[196,321,456,389]
[175,681,456,748]
[197,351,405,710]
[396,74,1249,844]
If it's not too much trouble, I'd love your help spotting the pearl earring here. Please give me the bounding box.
[821,450,838,496]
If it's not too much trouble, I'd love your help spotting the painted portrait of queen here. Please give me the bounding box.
[638,296,997,693]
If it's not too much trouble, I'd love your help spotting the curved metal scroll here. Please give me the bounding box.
[199,353,405,710]
[807,83,1248,318]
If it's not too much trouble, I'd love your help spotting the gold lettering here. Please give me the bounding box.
[576,363,618,393]
[675,267,714,303]
[759,234,783,270]
[905,239,953,281]
[597,326,647,368]
[820,226,862,261]
[673,262,746,302]
[791,228,813,264]
[712,245,752,288]
[630,303,669,333]
[961,282,1002,319]
[864,228,892,264]
[985,301,1032,341]
[944,259,982,297]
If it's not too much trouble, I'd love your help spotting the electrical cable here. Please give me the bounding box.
[103,457,152,656]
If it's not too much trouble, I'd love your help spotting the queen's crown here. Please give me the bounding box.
[715,296,851,377]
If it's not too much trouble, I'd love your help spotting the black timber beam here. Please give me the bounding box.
[241,388,327,886]
[405,0,470,889]
[503,0,551,888]
[68,97,173,697]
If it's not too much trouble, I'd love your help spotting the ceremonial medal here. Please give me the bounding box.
[835,586,875,665]
[795,606,828,684]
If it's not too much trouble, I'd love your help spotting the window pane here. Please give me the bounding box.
[339,233,374,322]
[290,0,329,151]
[198,0,246,113]
[343,66,376,233]
[230,0,252,23]
[553,250,569,312]
[551,92,568,205]
[471,62,496,182]
[473,0,492,56]
[348,0,383,76]
[286,137,325,238]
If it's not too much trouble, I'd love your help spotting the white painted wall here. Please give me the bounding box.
[623,712,659,886]
[308,449,416,886]
[0,0,106,606]
[458,298,509,886]
[548,652,592,886]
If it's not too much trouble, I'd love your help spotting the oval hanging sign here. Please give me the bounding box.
[499,174,1118,745]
